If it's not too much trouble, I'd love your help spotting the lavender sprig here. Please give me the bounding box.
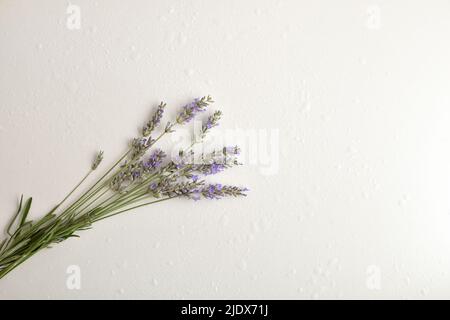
[201,110,222,139]
[176,95,213,124]
[91,151,104,170]
[143,102,166,137]
[0,95,247,280]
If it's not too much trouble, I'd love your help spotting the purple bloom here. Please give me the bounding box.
[196,162,226,176]
[143,102,166,136]
[177,100,202,124]
[190,191,201,201]
[132,170,141,179]
[203,184,223,199]
[144,149,166,170]
[172,155,185,169]
[149,182,158,190]
[131,137,154,160]
[201,110,222,138]
[176,96,213,124]
[152,103,165,126]
[196,184,248,200]
[209,163,225,175]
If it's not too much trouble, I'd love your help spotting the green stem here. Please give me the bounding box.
[94,196,175,223]
[55,169,93,210]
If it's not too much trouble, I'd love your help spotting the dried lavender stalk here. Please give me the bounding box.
[0,96,247,279]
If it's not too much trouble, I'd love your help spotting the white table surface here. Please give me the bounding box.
[1,0,450,299]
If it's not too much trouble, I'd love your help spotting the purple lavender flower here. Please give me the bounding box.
[144,149,166,170]
[202,110,222,132]
[196,184,247,200]
[204,183,222,199]
[176,96,213,124]
[190,191,201,201]
[132,170,141,180]
[209,163,225,175]
[143,102,166,137]
[131,137,154,160]
[193,161,229,176]
[149,182,158,190]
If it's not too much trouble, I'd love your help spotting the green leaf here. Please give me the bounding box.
[17,221,33,236]
[0,238,7,251]
[19,197,32,227]
[6,195,23,236]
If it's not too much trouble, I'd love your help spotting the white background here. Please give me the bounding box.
[1,0,450,299]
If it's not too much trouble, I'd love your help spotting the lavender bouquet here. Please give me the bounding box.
[0,96,247,279]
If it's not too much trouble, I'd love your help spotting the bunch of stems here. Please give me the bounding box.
[0,96,246,279]
[0,147,165,279]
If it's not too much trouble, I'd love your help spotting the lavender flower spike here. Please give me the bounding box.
[198,184,248,200]
[176,96,213,124]
[201,110,222,138]
[203,163,226,176]
[144,149,166,170]
[91,150,104,170]
[143,101,166,137]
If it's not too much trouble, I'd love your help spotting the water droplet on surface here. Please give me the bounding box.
[185,69,194,77]
[261,217,271,230]
[89,26,98,34]
[315,266,323,276]
[404,276,411,286]
[153,278,159,286]
[179,34,187,45]
[118,288,125,295]
[221,215,229,227]
[328,258,339,267]
[239,260,248,271]
[299,83,311,113]
[252,221,260,233]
